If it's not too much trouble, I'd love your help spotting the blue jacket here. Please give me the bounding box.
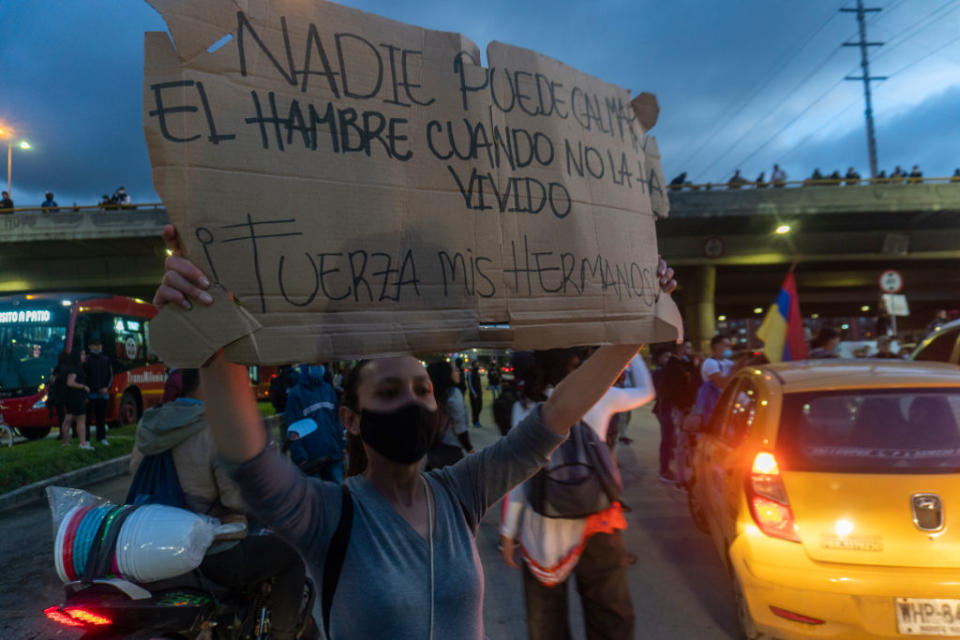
[284,369,343,461]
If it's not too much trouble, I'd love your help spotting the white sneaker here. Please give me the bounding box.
[99,439,110,446]
[79,442,94,451]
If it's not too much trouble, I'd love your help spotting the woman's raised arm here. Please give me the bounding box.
[152,225,264,463]
[540,257,675,436]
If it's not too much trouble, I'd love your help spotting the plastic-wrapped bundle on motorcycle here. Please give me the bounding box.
[47,486,218,584]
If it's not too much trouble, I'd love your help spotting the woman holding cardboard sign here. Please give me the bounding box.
[153,223,676,640]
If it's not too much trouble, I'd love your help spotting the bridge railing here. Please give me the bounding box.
[671,176,960,192]
[0,202,165,214]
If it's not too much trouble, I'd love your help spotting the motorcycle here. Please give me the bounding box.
[44,568,315,639]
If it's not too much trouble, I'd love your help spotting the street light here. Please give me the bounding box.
[5,139,31,194]
[0,123,32,194]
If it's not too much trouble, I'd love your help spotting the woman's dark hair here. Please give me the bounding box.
[342,360,371,477]
[426,360,455,406]
[67,349,83,369]
[426,360,454,435]
[56,350,69,369]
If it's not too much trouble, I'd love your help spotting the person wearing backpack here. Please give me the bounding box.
[128,369,309,640]
[499,349,654,640]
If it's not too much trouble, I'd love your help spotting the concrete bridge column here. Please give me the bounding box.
[682,265,716,353]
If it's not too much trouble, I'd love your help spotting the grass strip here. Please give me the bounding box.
[1,404,279,495]
[0,425,136,495]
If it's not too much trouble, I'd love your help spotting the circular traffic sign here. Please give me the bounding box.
[703,236,725,259]
[879,269,903,294]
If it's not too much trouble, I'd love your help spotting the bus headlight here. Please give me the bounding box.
[33,396,48,409]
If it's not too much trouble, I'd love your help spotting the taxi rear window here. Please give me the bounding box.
[777,389,960,474]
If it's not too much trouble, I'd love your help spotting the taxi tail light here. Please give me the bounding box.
[747,452,800,543]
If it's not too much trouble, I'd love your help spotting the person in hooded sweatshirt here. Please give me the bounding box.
[129,369,309,640]
[284,363,344,483]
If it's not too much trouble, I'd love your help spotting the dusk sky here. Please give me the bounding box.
[1,0,958,207]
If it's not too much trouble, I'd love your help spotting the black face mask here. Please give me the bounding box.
[359,402,437,464]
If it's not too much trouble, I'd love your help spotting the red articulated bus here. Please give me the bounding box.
[0,293,165,440]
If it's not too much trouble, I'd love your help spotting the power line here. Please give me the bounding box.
[693,0,959,182]
[676,1,845,172]
[773,29,960,170]
[691,42,849,182]
[883,28,960,77]
[871,0,908,22]
[872,0,960,60]
[775,97,861,163]
[731,77,850,171]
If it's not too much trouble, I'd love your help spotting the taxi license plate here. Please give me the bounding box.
[897,598,960,636]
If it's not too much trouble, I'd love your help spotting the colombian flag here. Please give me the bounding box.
[756,271,808,362]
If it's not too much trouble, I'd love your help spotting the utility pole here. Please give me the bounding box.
[841,0,886,179]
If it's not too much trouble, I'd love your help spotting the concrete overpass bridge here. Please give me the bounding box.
[661,183,960,348]
[3,183,960,348]
[0,207,168,300]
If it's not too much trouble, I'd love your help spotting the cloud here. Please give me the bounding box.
[775,84,960,179]
[1,0,957,204]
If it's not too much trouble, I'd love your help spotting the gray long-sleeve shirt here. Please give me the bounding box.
[229,405,564,639]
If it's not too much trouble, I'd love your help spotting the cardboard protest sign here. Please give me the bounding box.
[144,0,682,366]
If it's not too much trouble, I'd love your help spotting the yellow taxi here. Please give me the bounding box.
[687,360,960,639]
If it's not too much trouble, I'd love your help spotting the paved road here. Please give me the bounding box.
[0,403,739,639]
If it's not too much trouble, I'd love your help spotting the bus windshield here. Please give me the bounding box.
[0,318,68,396]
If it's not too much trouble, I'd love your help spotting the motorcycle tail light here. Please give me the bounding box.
[747,451,800,543]
[44,606,84,628]
[44,605,113,627]
[64,607,113,626]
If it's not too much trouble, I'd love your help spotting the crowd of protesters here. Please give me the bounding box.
[57,225,950,640]
[669,164,960,190]
[47,282,943,639]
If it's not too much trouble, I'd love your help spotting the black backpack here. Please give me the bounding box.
[125,450,186,508]
[525,422,622,519]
